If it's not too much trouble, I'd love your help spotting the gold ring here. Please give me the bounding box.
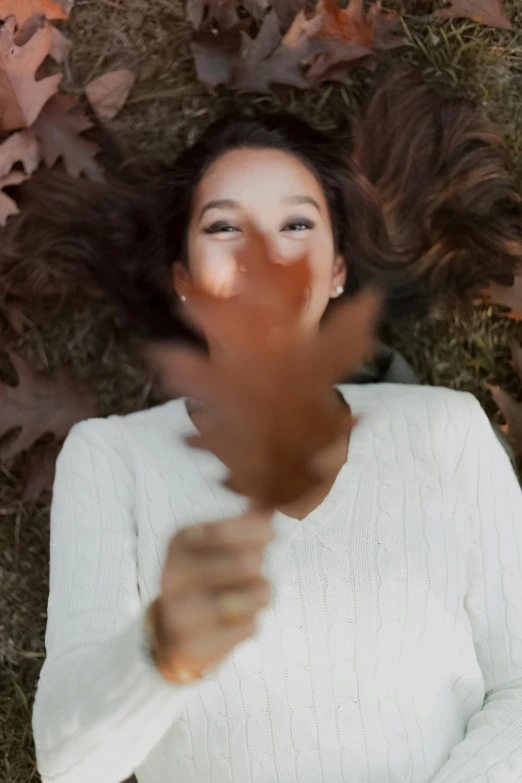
[217,591,249,625]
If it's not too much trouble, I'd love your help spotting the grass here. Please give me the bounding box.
[1,0,522,779]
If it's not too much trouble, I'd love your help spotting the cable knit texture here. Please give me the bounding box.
[33,384,522,783]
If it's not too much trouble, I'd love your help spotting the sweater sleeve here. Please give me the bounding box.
[431,398,522,783]
[32,419,191,783]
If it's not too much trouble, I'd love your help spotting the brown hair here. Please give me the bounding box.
[3,67,521,340]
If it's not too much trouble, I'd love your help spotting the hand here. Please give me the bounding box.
[149,508,274,682]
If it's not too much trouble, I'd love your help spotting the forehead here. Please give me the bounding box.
[194,147,326,206]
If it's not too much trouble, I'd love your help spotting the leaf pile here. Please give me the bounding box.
[148,229,381,506]
[0,0,136,224]
[189,0,512,91]
[0,0,137,499]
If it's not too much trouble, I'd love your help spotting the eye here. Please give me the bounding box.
[282,218,314,232]
[203,221,241,235]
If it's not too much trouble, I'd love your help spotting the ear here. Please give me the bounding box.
[172,261,190,299]
[330,254,347,298]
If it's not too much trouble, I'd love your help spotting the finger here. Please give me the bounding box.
[178,510,275,553]
[166,548,264,595]
[161,578,271,640]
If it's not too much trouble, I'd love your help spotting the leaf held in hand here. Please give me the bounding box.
[0,15,62,130]
[85,68,136,121]
[434,0,512,30]
[0,353,98,462]
[0,0,69,26]
[148,229,381,506]
[0,169,27,225]
[32,93,104,181]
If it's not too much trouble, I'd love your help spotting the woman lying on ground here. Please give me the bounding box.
[28,70,522,783]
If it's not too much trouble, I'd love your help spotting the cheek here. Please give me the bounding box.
[187,234,239,295]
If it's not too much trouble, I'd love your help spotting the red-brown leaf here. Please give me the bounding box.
[32,94,104,181]
[85,69,135,121]
[148,229,381,506]
[0,0,69,26]
[308,0,404,81]
[0,15,62,130]
[0,353,98,462]
[434,0,512,30]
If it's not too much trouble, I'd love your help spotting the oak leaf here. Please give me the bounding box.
[192,10,325,91]
[308,0,404,81]
[0,170,27,225]
[85,68,136,121]
[490,343,522,456]
[0,352,98,462]
[434,0,512,30]
[148,229,381,506]
[0,128,40,177]
[0,0,69,26]
[32,93,104,181]
[0,15,62,130]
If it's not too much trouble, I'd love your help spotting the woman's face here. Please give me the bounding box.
[173,147,346,332]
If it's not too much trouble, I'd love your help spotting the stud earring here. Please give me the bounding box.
[180,295,187,302]
[335,285,344,295]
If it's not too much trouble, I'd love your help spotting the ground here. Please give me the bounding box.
[1,0,522,780]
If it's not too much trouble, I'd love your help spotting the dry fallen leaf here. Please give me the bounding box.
[0,15,62,131]
[0,352,98,462]
[308,0,404,81]
[0,128,41,177]
[20,439,61,503]
[192,10,325,91]
[232,9,326,91]
[0,0,69,26]
[0,169,27,225]
[434,0,512,29]
[484,277,522,321]
[490,343,522,456]
[85,68,135,121]
[186,0,238,29]
[148,229,381,506]
[32,93,103,181]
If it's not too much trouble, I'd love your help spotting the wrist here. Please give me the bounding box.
[144,598,213,684]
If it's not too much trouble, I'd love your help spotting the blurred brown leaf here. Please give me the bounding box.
[0,353,98,462]
[32,94,104,181]
[148,230,380,506]
[434,0,512,29]
[85,69,136,121]
[0,15,62,130]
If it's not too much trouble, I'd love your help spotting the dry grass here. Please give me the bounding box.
[1,0,522,780]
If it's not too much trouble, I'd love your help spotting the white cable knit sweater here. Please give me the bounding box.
[33,384,522,783]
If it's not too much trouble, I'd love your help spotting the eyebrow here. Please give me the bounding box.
[282,195,321,212]
[200,195,321,220]
[199,199,239,219]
